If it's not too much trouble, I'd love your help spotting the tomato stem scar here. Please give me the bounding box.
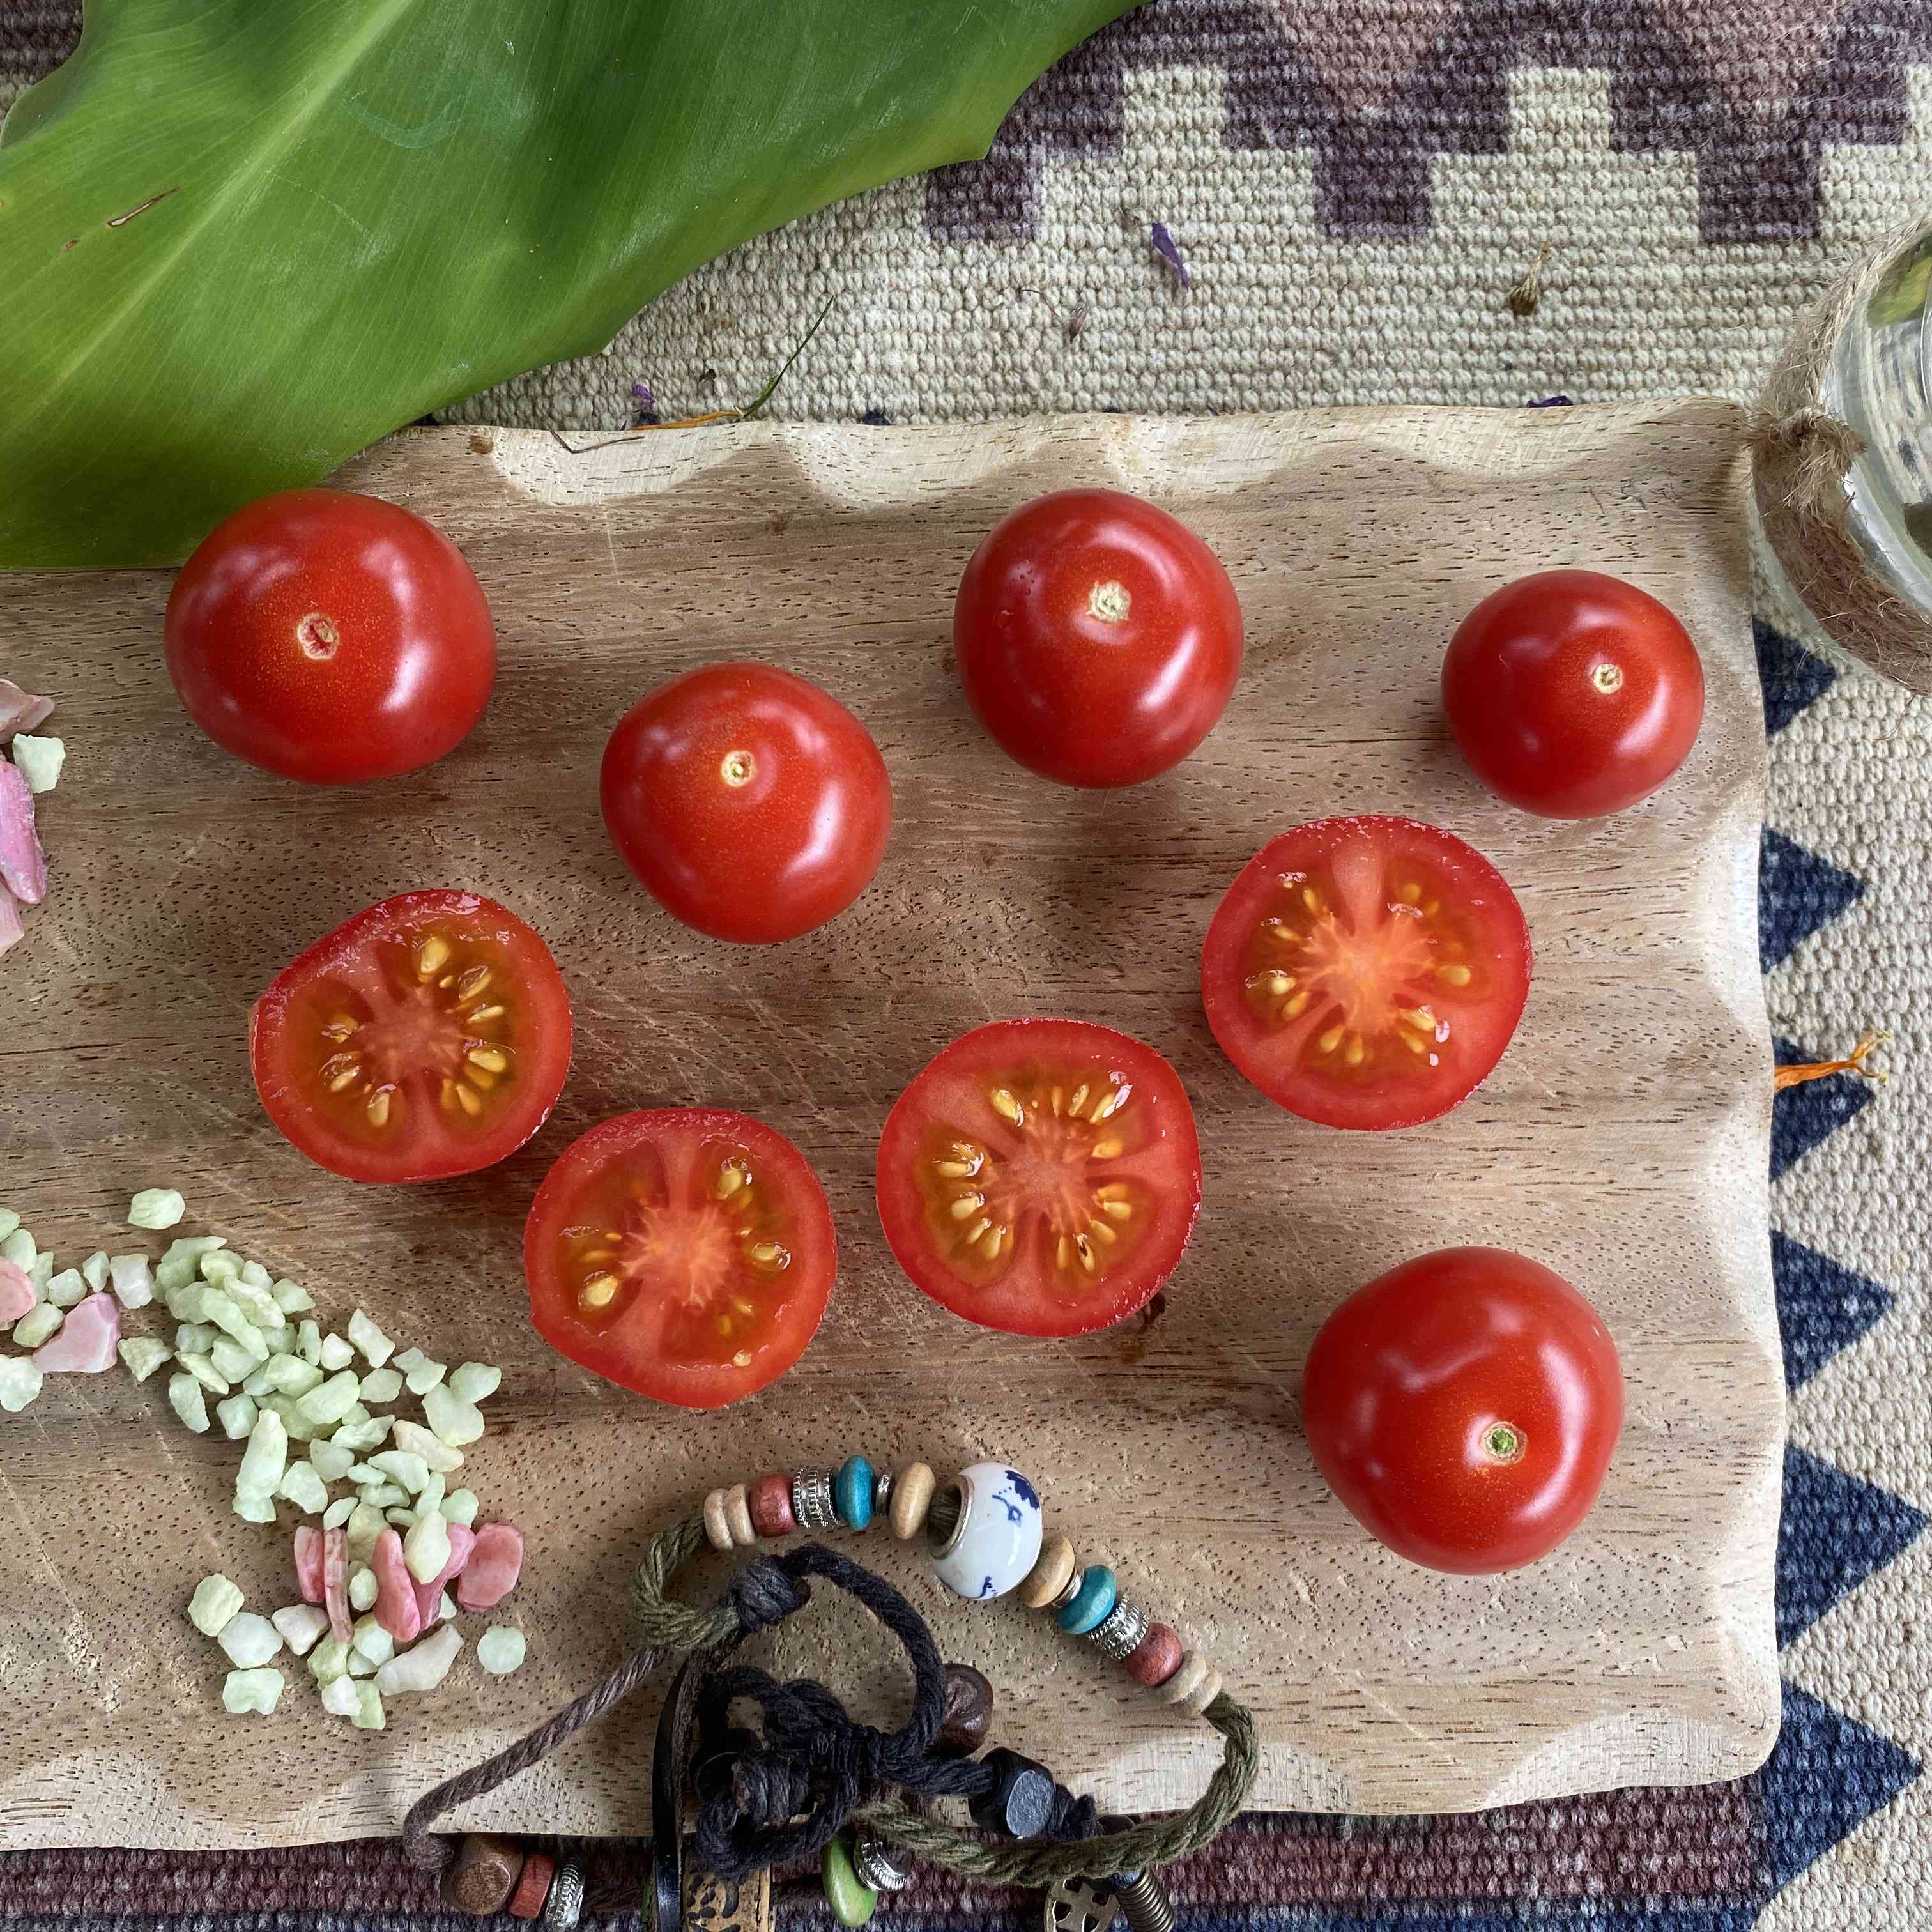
[719,749,755,787]
[1591,662,1625,694]
[1483,1422,1526,1464]
[1087,579,1131,623]
[295,612,341,661]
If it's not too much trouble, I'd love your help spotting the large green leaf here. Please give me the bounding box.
[0,0,1130,568]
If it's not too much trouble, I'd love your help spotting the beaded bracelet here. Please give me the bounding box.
[700,1457,1226,1719]
[404,1457,1256,1932]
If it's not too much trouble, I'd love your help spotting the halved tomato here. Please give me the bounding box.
[875,1019,1202,1337]
[525,1109,835,1409]
[249,891,572,1183]
[1200,816,1531,1131]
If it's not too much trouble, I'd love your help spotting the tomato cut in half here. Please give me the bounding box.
[524,1109,836,1409]
[875,1019,1202,1337]
[249,891,572,1183]
[1200,816,1531,1131]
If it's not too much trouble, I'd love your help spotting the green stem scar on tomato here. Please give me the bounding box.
[599,662,892,944]
[1301,1247,1624,1574]
[1200,816,1531,1131]
[953,488,1243,788]
[875,1019,1202,1337]
[249,891,572,1184]
[1441,569,1705,818]
[163,490,496,785]
[524,1109,835,1409]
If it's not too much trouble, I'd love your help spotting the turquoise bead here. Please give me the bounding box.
[834,1454,875,1529]
[822,1833,878,1926]
[1057,1565,1117,1635]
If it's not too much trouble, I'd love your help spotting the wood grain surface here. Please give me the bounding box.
[0,402,1781,1850]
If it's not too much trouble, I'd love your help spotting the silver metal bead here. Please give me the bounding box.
[1050,1567,1084,1613]
[542,1860,587,1929]
[872,1468,894,1514]
[792,1468,838,1531]
[1088,1598,1150,1662]
[1111,1868,1176,1932]
[849,1827,914,1892]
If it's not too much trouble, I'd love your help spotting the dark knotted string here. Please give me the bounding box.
[403,1512,1257,1899]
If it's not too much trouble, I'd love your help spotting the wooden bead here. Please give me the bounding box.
[937,1660,994,1759]
[888,1462,935,1539]
[1018,1533,1076,1610]
[748,1473,795,1538]
[507,1850,555,1920]
[724,1483,756,1547]
[1124,1621,1184,1689]
[702,1489,733,1552]
[443,1833,525,1915]
[1158,1651,1212,1710]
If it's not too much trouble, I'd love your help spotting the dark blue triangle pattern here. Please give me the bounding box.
[1775,1229,1895,1392]
[1759,827,1865,974]
[1772,1036,1879,1182]
[1755,618,1839,735]
[1758,1684,1923,1891]
[1778,1445,1928,1649]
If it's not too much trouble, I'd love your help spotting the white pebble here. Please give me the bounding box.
[270,1604,330,1656]
[278,1460,329,1514]
[127,1189,186,1230]
[319,1675,363,1719]
[317,1333,355,1372]
[167,1372,210,1433]
[236,1407,288,1500]
[421,1384,484,1448]
[348,1565,379,1613]
[403,1509,451,1585]
[321,1496,357,1530]
[217,1611,285,1668]
[358,1368,403,1405]
[392,1417,463,1473]
[441,1488,479,1528]
[116,1337,171,1383]
[43,1268,88,1309]
[216,1393,259,1441]
[11,733,64,793]
[375,1623,462,1696]
[0,1357,42,1412]
[350,1614,394,1666]
[447,1362,501,1406]
[188,1575,245,1637]
[477,1626,526,1676]
[222,1667,284,1715]
[346,1308,394,1368]
[107,1254,155,1310]
[80,1252,109,1293]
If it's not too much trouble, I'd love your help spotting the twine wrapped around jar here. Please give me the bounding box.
[1751,214,1932,694]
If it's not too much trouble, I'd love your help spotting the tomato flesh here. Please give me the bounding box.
[249,891,571,1183]
[876,1019,1201,1337]
[164,489,496,785]
[1442,569,1705,818]
[1201,816,1531,1131]
[600,662,892,944]
[525,1108,834,1409]
[953,488,1243,788]
[1301,1247,1624,1574]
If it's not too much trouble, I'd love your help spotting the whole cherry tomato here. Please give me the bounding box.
[1301,1247,1623,1574]
[599,663,892,944]
[1442,569,1703,817]
[953,488,1243,787]
[164,489,496,783]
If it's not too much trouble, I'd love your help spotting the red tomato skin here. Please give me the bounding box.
[164,489,496,784]
[1301,1247,1624,1574]
[953,489,1243,788]
[524,1108,836,1410]
[599,663,892,944]
[249,890,572,1184]
[1442,569,1704,818]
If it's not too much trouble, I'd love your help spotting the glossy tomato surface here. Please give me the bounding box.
[525,1108,835,1409]
[1201,816,1531,1131]
[1443,569,1705,817]
[876,1019,1202,1337]
[164,489,496,783]
[1301,1247,1624,1573]
[953,489,1243,787]
[600,663,892,944]
[249,891,571,1183]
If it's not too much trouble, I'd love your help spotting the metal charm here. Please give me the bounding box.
[1087,1598,1150,1662]
[542,1861,587,1929]
[850,1826,914,1892]
[1044,1876,1121,1932]
[1110,1868,1177,1932]
[792,1469,838,1531]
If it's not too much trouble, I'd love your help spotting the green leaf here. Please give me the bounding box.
[0,0,1128,568]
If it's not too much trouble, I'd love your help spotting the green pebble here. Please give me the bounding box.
[821,1835,877,1928]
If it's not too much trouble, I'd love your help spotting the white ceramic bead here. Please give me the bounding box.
[930,1463,1044,1600]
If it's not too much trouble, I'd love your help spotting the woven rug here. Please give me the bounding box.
[4,4,1929,1928]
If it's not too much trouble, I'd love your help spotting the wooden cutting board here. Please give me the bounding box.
[0,401,1781,1850]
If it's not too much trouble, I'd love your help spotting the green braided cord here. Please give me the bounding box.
[862,1694,1259,1884]
[627,1512,1257,1881]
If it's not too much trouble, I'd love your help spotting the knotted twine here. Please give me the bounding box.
[1751,211,1932,694]
[402,1514,1258,1895]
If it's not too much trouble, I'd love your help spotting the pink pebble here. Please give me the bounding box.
[412,1523,475,1628]
[294,1526,325,1606]
[323,1526,351,1642]
[456,1522,523,1612]
[0,1259,34,1324]
[371,1529,424,1644]
[33,1293,119,1372]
